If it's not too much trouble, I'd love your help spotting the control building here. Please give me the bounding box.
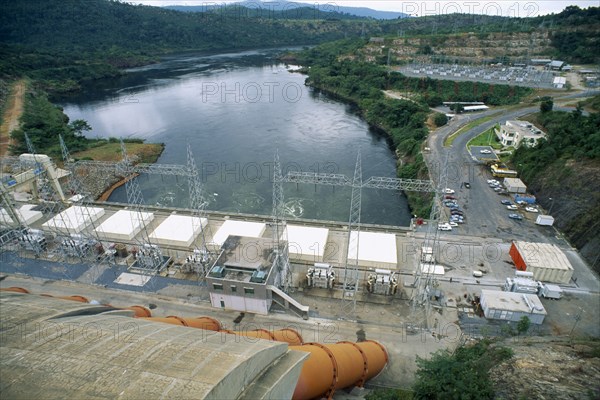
[206,236,276,314]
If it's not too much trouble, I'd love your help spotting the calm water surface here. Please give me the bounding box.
[57,48,411,226]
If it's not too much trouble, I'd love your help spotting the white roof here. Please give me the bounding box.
[514,241,574,272]
[503,177,526,187]
[348,231,397,266]
[0,208,15,225]
[481,289,546,315]
[284,224,329,258]
[95,209,154,241]
[553,77,567,84]
[149,214,207,247]
[463,105,489,111]
[42,206,105,234]
[420,264,445,275]
[211,220,266,247]
[17,204,43,225]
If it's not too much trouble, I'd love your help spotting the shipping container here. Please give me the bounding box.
[535,215,555,226]
[509,242,527,270]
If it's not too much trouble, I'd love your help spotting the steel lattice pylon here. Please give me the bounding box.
[341,151,362,316]
[186,144,213,275]
[22,133,72,260]
[278,154,441,319]
[117,139,163,274]
[410,150,451,327]
[272,150,291,292]
[58,135,102,260]
[73,160,193,177]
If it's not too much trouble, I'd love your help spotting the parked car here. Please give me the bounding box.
[501,200,512,205]
[443,188,455,194]
[438,223,453,231]
[487,179,500,185]
[444,195,456,200]
[451,210,464,216]
[525,206,539,213]
[449,222,459,227]
[480,149,492,154]
[506,205,518,210]
[494,187,503,192]
[463,182,471,189]
[508,213,524,220]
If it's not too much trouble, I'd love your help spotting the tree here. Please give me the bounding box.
[69,119,92,137]
[433,112,448,127]
[450,103,464,114]
[517,316,531,335]
[540,97,554,113]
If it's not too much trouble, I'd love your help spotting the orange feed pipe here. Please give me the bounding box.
[290,340,388,400]
[0,289,388,399]
[0,287,30,293]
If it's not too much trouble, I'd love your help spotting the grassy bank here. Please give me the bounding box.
[444,113,501,147]
[72,142,164,163]
[467,124,502,150]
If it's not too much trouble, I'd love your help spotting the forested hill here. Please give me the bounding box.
[1,1,598,89]
[0,0,365,88]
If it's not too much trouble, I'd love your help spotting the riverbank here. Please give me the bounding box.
[307,81,433,217]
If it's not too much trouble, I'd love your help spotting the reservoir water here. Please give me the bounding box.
[57,48,411,226]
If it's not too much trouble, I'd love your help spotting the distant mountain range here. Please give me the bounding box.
[163,1,409,20]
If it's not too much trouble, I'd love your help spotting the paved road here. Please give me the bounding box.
[424,101,588,245]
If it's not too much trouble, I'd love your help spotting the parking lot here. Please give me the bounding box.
[468,145,499,162]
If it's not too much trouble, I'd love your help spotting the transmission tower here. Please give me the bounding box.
[57,135,104,260]
[410,150,451,327]
[22,133,75,262]
[185,143,213,276]
[340,151,362,316]
[116,139,164,275]
[59,135,119,281]
[272,150,291,291]
[282,160,436,317]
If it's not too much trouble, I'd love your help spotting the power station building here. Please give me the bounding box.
[206,236,276,314]
[0,289,388,400]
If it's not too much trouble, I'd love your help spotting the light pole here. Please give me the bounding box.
[548,197,555,214]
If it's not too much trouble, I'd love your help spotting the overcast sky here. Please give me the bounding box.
[128,1,597,17]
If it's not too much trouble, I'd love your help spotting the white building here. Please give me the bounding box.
[503,178,527,193]
[480,289,547,325]
[206,236,275,315]
[553,76,567,89]
[495,120,546,148]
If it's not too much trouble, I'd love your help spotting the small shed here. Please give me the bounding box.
[503,178,527,193]
[94,209,154,241]
[509,241,574,284]
[149,214,207,248]
[43,205,105,235]
[480,289,546,325]
[348,231,397,269]
[284,225,329,263]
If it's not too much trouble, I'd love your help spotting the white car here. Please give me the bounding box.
[480,149,492,154]
[443,188,455,194]
[438,223,453,231]
[449,222,459,227]
[525,206,539,213]
[506,205,518,210]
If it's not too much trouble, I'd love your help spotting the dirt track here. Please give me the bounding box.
[0,79,26,156]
